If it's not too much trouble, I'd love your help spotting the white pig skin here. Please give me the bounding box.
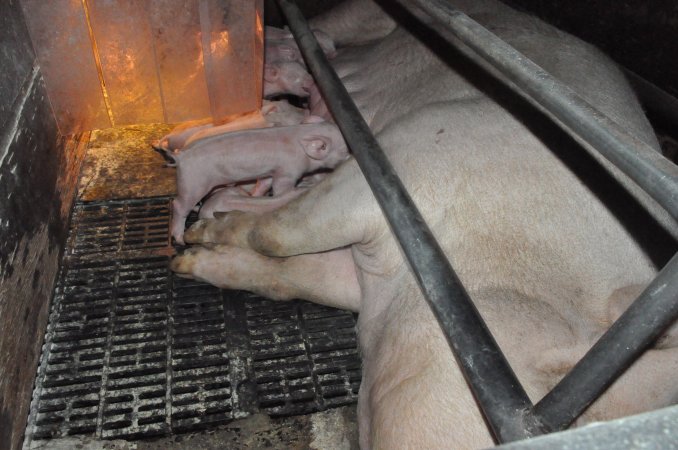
[263,61,315,98]
[154,100,308,154]
[198,172,327,219]
[169,121,349,245]
[172,0,678,448]
[183,101,308,148]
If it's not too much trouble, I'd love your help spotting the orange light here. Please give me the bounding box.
[210,30,231,56]
[256,10,263,35]
[23,0,262,132]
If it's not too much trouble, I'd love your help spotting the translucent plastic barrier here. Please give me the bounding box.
[21,0,263,134]
[21,0,111,133]
[147,0,212,123]
[199,0,264,121]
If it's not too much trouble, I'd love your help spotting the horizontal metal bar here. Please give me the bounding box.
[275,0,545,443]
[532,252,678,430]
[496,405,678,450]
[396,0,678,222]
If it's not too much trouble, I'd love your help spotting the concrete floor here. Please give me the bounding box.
[25,124,360,450]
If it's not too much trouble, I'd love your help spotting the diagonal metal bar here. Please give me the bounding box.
[275,0,545,443]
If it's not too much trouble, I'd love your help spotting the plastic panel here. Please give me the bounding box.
[199,0,263,121]
[147,0,212,123]
[20,0,111,134]
[21,0,261,132]
[86,1,165,125]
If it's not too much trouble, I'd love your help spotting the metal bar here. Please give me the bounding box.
[394,0,678,221]
[497,405,678,450]
[391,0,678,430]
[533,252,678,430]
[275,0,545,443]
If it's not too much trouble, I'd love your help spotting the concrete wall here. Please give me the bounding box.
[0,1,86,449]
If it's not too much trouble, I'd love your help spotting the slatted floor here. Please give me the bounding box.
[26,197,361,441]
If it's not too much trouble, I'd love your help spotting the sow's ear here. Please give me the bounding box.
[300,135,331,160]
[264,65,279,82]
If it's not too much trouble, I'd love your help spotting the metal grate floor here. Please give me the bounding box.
[26,197,361,442]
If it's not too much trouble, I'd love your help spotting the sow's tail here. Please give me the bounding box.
[151,142,178,167]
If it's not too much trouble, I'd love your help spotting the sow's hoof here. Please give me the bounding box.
[183,219,211,244]
[170,247,204,278]
[184,211,255,247]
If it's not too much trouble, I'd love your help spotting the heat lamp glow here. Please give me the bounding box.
[20,0,264,135]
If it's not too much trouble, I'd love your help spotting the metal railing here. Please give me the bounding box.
[275,0,678,444]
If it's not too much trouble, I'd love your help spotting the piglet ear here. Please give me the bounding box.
[301,136,331,160]
[302,115,325,124]
[264,65,279,82]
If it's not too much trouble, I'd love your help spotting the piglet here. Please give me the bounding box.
[265,25,294,40]
[163,119,350,244]
[265,41,303,65]
[183,101,308,148]
[199,172,328,218]
[154,101,309,158]
[264,61,315,98]
[260,100,310,126]
[152,112,265,158]
[265,26,337,61]
[181,112,268,151]
[152,118,213,153]
[200,188,308,218]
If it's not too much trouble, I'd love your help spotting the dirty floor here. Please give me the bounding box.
[25,124,360,450]
[28,409,359,450]
[77,124,176,201]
